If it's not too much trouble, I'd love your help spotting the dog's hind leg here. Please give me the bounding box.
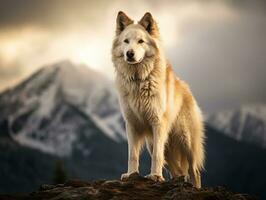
[182,133,202,188]
[187,153,201,188]
[174,121,202,188]
[165,136,189,180]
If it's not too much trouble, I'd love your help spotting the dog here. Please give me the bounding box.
[111,11,205,188]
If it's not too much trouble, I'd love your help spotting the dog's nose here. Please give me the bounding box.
[126,50,135,59]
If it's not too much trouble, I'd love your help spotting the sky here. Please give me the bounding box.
[0,0,265,113]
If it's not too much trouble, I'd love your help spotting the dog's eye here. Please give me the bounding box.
[138,39,144,44]
[124,39,129,44]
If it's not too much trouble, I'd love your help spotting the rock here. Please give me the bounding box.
[0,174,257,200]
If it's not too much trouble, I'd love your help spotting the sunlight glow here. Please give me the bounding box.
[68,38,109,71]
[0,0,237,91]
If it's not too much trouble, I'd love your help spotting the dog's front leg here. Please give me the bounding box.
[121,122,142,180]
[146,122,168,182]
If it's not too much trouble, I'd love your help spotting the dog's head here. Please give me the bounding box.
[112,11,160,66]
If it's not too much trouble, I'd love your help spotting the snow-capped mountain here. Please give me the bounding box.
[1,62,266,198]
[0,60,125,156]
[207,104,266,148]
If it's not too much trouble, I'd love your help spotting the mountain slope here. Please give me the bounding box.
[207,104,266,148]
[0,137,58,193]
[0,61,265,199]
[203,125,266,199]
[0,102,131,193]
[0,60,149,193]
[0,60,124,156]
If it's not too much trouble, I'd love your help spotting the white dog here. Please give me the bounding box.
[112,11,205,188]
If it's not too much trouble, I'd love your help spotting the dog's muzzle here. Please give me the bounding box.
[126,50,135,62]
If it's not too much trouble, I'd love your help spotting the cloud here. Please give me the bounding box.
[168,9,266,112]
[0,0,265,113]
[0,0,111,31]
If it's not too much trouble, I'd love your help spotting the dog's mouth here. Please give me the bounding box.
[126,57,144,65]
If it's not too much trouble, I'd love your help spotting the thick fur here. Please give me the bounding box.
[112,11,205,188]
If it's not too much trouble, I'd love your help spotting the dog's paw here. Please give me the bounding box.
[121,172,138,181]
[145,174,165,182]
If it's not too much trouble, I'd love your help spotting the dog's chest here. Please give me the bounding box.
[126,79,163,123]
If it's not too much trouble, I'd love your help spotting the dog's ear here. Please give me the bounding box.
[138,12,159,37]
[116,11,133,35]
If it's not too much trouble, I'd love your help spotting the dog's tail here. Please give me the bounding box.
[193,104,205,172]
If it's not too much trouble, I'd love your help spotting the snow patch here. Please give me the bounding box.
[2,60,125,156]
[207,103,266,148]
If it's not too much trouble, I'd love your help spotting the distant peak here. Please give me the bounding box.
[44,60,75,72]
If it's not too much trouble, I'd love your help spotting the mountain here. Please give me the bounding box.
[207,104,266,148]
[0,114,130,193]
[0,61,150,193]
[0,61,121,189]
[203,125,266,199]
[0,60,124,156]
[0,61,265,198]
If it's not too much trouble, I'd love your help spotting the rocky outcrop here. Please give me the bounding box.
[0,173,257,200]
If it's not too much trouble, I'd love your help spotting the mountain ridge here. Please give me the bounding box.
[0,60,124,156]
[0,61,265,198]
[207,104,266,148]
